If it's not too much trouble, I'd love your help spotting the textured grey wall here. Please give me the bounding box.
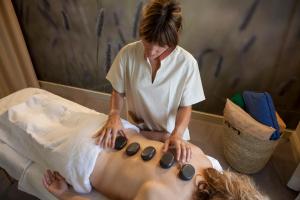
[13,0,300,128]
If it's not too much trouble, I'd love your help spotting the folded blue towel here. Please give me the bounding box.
[242,91,280,140]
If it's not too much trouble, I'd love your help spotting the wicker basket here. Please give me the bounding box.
[223,120,279,174]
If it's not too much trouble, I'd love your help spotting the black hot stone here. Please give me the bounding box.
[179,164,195,181]
[141,146,156,161]
[160,151,175,169]
[114,136,127,150]
[126,142,140,156]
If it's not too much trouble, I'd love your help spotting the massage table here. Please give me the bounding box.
[0,88,109,200]
[0,88,222,200]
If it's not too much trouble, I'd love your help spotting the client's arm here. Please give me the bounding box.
[43,170,89,200]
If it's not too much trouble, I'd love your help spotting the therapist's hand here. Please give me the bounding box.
[94,113,124,149]
[163,133,192,163]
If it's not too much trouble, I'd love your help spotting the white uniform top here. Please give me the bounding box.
[106,41,205,140]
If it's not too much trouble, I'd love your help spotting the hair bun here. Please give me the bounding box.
[162,0,180,15]
[161,7,169,17]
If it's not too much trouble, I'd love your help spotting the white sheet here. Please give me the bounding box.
[0,139,108,200]
[0,88,48,181]
[0,92,100,193]
[0,88,111,199]
[0,88,223,199]
[0,140,31,180]
[19,160,109,200]
[0,92,139,193]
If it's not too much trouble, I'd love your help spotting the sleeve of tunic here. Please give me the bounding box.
[106,47,126,94]
[180,59,205,106]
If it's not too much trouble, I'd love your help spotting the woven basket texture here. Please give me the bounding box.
[223,121,278,174]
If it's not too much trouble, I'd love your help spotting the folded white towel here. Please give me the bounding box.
[0,94,139,193]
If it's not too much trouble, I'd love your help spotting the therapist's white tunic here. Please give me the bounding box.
[106,41,205,140]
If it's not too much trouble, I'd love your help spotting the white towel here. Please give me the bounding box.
[206,155,223,172]
[0,94,139,193]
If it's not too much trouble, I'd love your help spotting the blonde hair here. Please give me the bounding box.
[194,168,269,200]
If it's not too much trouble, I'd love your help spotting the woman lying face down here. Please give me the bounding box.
[43,129,268,200]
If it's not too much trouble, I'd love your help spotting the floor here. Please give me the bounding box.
[0,118,298,200]
[0,170,38,200]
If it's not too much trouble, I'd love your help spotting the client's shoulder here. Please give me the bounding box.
[189,142,205,156]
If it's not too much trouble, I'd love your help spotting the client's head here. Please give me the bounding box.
[194,168,268,200]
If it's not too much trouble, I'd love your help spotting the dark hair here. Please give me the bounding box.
[194,168,268,200]
[139,0,182,47]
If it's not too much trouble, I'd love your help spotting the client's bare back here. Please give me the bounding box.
[90,129,212,200]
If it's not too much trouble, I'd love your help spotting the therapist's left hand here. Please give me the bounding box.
[94,113,125,149]
[163,133,192,163]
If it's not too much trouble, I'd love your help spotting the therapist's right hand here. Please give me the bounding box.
[94,113,124,149]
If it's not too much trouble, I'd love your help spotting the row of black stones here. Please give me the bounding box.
[114,136,195,181]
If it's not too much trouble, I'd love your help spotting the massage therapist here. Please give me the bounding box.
[94,0,205,163]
